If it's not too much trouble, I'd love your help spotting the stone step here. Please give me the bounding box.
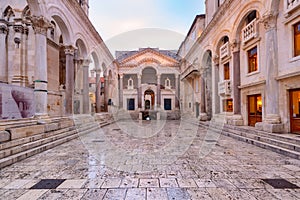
[0,121,100,169]
[199,121,300,159]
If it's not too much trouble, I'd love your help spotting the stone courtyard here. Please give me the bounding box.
[0,120,299,200]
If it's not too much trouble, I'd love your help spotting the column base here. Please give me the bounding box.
[255,122,283,133]
[227,115,244,126]
[199,113,208,121]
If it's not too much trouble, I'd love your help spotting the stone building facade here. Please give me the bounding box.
[179,0,300,133]
[0,0,116,119]
[116,48,181,119]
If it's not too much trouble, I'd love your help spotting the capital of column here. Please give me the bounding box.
[137,74,142,79]
[31,16,52,36]
[119,73,124,79]
[95,68,102,75]
[64,45,76,56]
[82,59,91,67]
[212,54,219,65]
[260,12,278,31]
[230,39,240,53]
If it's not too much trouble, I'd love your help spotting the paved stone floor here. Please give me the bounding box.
[1,120,300,199]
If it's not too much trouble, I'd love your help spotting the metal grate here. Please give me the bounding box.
[262,179,300,189]
[30,179,66,189]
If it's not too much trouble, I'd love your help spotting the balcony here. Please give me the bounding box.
[285,0,300,14]
[242,19,258,44]
[218,80,231,96]
[220,42,230,59]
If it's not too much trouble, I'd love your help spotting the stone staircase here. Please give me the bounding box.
[198,120,300,159]
[0,113,114,169]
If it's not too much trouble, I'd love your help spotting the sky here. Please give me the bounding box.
[89,0,205,54]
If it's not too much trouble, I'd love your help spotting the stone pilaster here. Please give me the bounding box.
[31,16,52,117]
[95,69,101,113]
[0,21,8,83]
[229,41,243,126]
[175,74,180,109]
[82,59,90,114]
[157,74,161,108]
[138,74,142,109]
[200,75,208,121]
[256,13,283,133]
[212,55,220,115]
[119,74,123,109]
[64,45,76,116]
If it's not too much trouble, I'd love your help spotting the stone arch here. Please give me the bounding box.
[26,0,46,16]
[51,15,71,44]
[91,51,101,71]
[214,35,230,56]
[141,67,157,84]
[75,38,88,58]
[232,1,263,43]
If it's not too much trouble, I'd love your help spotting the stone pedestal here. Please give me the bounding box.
[227,114,244,126]
[199,113,208,121]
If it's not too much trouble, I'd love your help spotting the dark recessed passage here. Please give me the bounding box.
[30,179,66,189]
[262,179,300,189]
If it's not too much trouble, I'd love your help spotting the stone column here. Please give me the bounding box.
[119,74,123,109]
[82,59,90,114]
[104,76,108,112]
[31,16,51,117]
[137,74,142,109]
[64,45,76,115]
[157,74,161,108]
[259,13,283,132]
[230,41,243,125]
[212,55,220,115]
[200,76,206,113]
[0,21,8,83]
[175,74,180,109]
[95,69,101,113]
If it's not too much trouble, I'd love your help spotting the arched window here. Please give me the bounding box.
[165,78,171,89]
[128,77,134,89]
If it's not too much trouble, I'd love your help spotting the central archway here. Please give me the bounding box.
[144,89,155,110]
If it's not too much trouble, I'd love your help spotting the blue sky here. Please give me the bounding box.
[89,0,205,52]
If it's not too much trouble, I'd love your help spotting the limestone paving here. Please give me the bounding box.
[0,120,300,199]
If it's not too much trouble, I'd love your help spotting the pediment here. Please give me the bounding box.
[118,48,179,67]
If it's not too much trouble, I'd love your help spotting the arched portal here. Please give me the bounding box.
[144,89,155,110]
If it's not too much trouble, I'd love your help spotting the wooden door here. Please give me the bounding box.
[248,94,262,126]
[290,90,300,133]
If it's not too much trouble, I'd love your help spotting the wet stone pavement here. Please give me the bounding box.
[0,119,300,199]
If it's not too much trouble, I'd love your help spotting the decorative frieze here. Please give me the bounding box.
[0,23,8,34]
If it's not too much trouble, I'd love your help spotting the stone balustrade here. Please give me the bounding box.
[220,42,230,59]
[242,19,258,43]
[287,0,299,10]
[218,80,231,96]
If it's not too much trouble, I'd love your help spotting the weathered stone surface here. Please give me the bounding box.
[0,131,10,142]
[44,123,59,132]
[7,125,45,140]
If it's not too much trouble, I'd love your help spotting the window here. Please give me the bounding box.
[128,77,133,89]
[223,99,233,112]
[164,99,172,110]
[224,63,230,80]
[294,22,300,57]
[248,46,258,73]
[246,11,257,24]
[165,78,171,89]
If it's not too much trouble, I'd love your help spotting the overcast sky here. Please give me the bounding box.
[89,0,205,53]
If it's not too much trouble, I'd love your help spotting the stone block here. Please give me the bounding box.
[7,125,45,140]
[231,119,244,126]
[263,123,284,133]
[44,123,59,132]
[0,131,10,142]
[59,120,74,129]
[255,122,264,131]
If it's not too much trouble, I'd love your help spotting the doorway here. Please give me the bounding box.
[144,89,155,110]
[290,89,300,133]
[248,94,262,126]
